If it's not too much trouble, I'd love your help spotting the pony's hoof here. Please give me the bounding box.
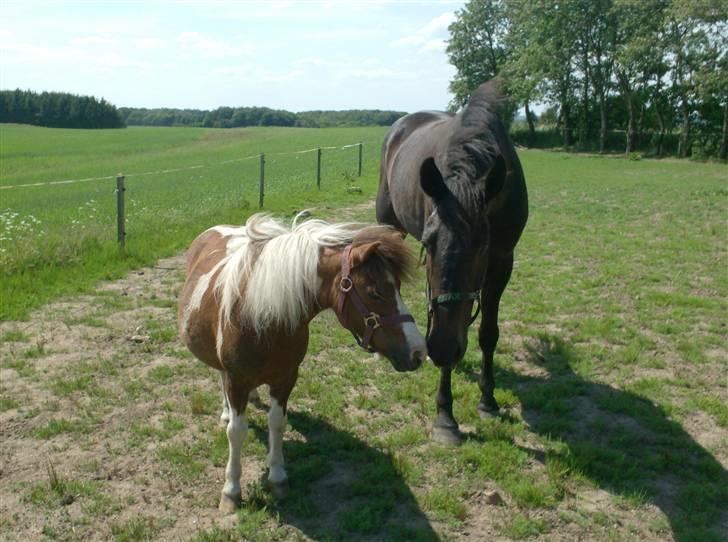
[266,478,289,500]
[218,494,240,514]
[219,413,230,427]
[431,424,463,445]
[477,404,500,420]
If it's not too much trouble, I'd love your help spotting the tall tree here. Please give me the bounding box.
[446,0,510,111]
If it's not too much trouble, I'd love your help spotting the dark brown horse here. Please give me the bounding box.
[179,214,426,511]
[377,81,528,444]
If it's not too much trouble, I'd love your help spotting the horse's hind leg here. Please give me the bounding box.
[266,372,298,499]
[477,252,513,418]
[219,372,249,513]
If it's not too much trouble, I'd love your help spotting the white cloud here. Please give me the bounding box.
[420,12,455,36]
[419,39,446,53]
[389,11,454,53]
[176,32,254,59]
[390,35,425,48]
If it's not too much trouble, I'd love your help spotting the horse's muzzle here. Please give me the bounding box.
[390,347,427,372]
[427,338,464,369]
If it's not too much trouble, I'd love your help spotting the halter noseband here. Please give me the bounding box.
[422,246,482,340]
[335,244,415,352]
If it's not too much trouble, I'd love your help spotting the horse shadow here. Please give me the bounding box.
[243,410,438,541]
[456,334,727,541]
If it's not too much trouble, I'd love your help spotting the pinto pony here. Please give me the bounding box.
[377,80,529,444]
[178,213,426,511]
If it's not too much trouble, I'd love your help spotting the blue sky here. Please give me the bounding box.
[0,1,465,112]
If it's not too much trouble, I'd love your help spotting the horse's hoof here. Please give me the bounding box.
[219,413,230,427]
[431,424,463,445]
[218,494,240,514]
[477,404,500,420]
[266,478,289,500]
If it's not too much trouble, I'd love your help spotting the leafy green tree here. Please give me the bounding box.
[446,0,510,111]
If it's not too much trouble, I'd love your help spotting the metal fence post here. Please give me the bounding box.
[358,142,362,177]
[316,147,322,189]
[259,153,265,209]
[115,174,126,255]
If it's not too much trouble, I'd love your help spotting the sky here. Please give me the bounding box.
[0,1,467,113]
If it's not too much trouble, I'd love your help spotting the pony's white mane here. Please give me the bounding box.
[214,213,367,335]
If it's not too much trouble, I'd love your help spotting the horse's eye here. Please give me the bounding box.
[368,289,384,301]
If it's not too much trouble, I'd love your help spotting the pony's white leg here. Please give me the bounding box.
[266,398,288,495]
[219,405,247,513]
[219,375,230,426]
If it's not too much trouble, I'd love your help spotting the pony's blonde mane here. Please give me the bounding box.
[214,213,372,335]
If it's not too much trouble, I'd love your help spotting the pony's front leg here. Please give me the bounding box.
[219,373,260,427]
[432,367,462,445]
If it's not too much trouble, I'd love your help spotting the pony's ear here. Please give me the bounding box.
[485,155,507,202]
[350,241,381,268]
[420,157,448,202]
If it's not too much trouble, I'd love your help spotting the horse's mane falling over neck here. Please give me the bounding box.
[443,80,506,220]
[214,213,411,335]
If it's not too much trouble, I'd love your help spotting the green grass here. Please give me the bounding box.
[0,124,386,320]
[1,126,726,541]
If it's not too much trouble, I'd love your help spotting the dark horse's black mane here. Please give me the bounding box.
[446,81,505,187]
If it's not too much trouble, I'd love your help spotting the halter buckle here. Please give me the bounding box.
[364,313,381,329]
[340,276,353,292]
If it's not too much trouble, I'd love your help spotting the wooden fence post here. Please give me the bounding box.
[259,153,265,209]
[316,147,322,189]
[358,142,362,177]
[115,174,126,255]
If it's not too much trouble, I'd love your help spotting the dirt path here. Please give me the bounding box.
[0,253,250,540]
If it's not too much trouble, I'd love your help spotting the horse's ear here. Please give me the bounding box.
[420,157,448,202]
[485,155,507,202]
[350,241,381,268]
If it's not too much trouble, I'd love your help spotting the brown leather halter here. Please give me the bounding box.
[335,244,415,352]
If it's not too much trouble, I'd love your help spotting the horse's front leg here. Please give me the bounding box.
[219,373,249,513]
[219,372,260,426]
[477,253,513,418]
[432,367,462,445]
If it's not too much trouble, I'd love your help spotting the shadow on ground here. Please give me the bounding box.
[457,334,727,541]
[243,411,437,541]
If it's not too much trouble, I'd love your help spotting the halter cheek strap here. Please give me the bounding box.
[425,261,482,340]
[335,245,415,352]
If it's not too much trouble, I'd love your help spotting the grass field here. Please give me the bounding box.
[0,125,726,541]
[0,124,385,320]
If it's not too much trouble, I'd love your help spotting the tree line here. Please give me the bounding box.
[0,89,125,129]
[447,0,727,159]
[118,106,406,128]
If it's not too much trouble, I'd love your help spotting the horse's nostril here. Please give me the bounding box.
[412,349,426,367]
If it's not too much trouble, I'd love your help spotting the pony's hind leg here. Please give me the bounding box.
[219,373,249,513]
[266,374,297,499]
